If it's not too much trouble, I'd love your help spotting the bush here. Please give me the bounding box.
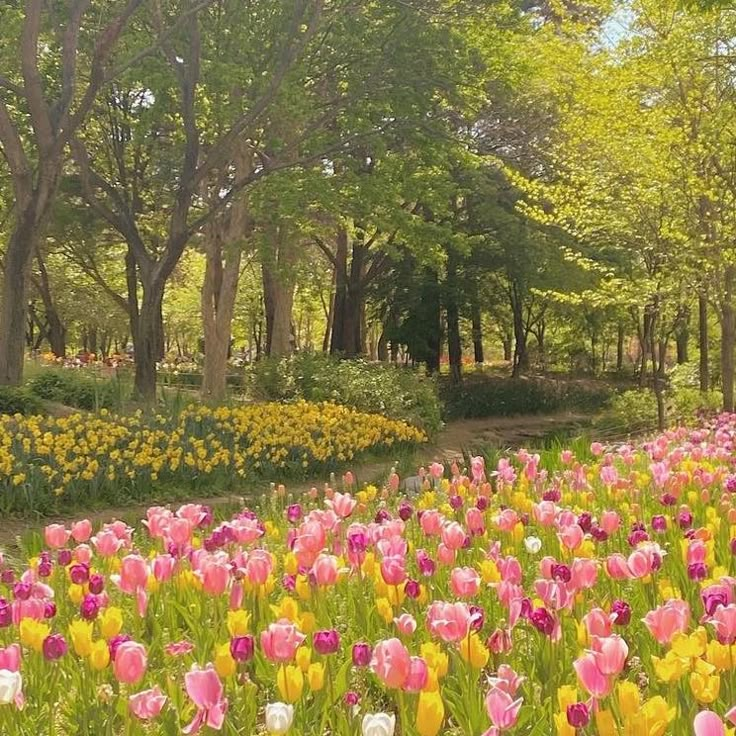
[0,386,45,416]
[440,375,612,421]
[27,369,122,411]
[595,387,723,435]
[245,353,442,434]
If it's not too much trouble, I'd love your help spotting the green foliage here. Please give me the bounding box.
[0,387,45,416]
[441,375,612,420]
[245,353,442,435]
[27,370,124,411]
[595,387,723,434]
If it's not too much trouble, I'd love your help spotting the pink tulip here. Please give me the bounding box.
[437,543,456,566]
[465,507,485,535]
[381,555,407,586]
[711,605,736,645]
[313,553,339,586]
[488,665,524,696]
[451,567,480,598]
[727,707,736,726]
[590,635,628,675]
[605,553,632,580]
[129,686,167,720]
[600,510,620,535]
[143,507,173,538]
[485,687,522,730]
[260,620,305,663]
[73,544,92,565]
[331,492,357,519]
[116,554,149,594]
[0,644,21,672]
[471,456,485,483]
[643,600,691,644]
[558,524,584,551]
[441,522,466,551]
[426,601,472,642]
[292,521,327,567]
[370,638,411,689]
[177,504,208,526]
[496,509,519,533]
[570,559,598,590]
[404,656,428,692]
[113,641,148,685]
[230,517,263,545]
[245,549,273,586]
[694,711,726,736]
[183,664,228,734]
[92,529,122,557]
[44,524,70,549]
[574,653,611,698]
[394,613,417,637]
[70,520,92,543]
[153,555,176,582]
[166,517,194,546]
[420,510,444,537]
[197,553,230,596]
[532,501,557,527]
[583,608,614,638]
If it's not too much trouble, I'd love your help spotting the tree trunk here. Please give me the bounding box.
[426,271,442,374]
[0,218,38,384]
[616,322,625,372]
[263,264,295,358]
[648,304,666,431]
[330,228,349,355]
[699,292,709,393]
[201,241,243,401]
[133,283,166,401]
[674,305,690,364]
[35,250,67,358]
[471,293,484,365]
[510,284,528,378]
[502,332,512,362]
[721,266,735,412]
[446,252,462,385]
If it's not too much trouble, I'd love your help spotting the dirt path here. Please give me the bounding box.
[0,413,589,545]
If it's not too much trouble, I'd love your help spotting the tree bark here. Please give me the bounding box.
[35,250,66,358]
[616,322,625,372]
[133,282,166,401]
[446,252,462,385]
[675,307,689,364]
[330,231,365,357]
[470,291,484,365]
[510,283,528,378]
[699,292,709,393]
[262,224,296,359]
[0,218,38,384]
[722,266,735,412]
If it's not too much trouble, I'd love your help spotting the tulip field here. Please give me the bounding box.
[0,416,735,735]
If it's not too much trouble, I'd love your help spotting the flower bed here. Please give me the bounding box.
[0,417,735,734]
[0,402,425,513]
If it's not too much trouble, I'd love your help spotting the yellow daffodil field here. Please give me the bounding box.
[0,401,425,513]
[0,416,734,734]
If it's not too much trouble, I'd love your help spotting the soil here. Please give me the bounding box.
[0,412,589,546]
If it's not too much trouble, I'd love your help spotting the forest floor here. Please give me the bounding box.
[0,411,592,548]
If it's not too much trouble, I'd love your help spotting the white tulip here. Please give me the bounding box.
[0,670,21,705]
[265,702,294,734]
[362,712,396,736]
[524,536,542,554]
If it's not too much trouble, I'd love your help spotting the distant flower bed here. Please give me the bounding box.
[0,402,425,513]
[0,418,734,733]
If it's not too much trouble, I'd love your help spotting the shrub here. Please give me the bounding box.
[244,352,442,434]
[595,387,723,435]
[27,369,122,411]
[440,375,612,421]
[0,386,45,416]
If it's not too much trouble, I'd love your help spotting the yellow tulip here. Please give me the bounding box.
[376,597,393,624]
[295,646,312,673]
[595,709,617,736]
[420,643,448,679]
[277,664,304,704]
[617,681,641,718]
[671,628,707,659]
[99,606,123,639]
[68,583,85,605]
[458,633,489,669]
[651,651,689,683]
[69,619,94,657]
[214,642,236,678]
[306,663,325,691]
[690,670,720,703]
[88,639,110,671]
[415,690,444,736]
[226,609,250,637]
[20,618,50,653]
